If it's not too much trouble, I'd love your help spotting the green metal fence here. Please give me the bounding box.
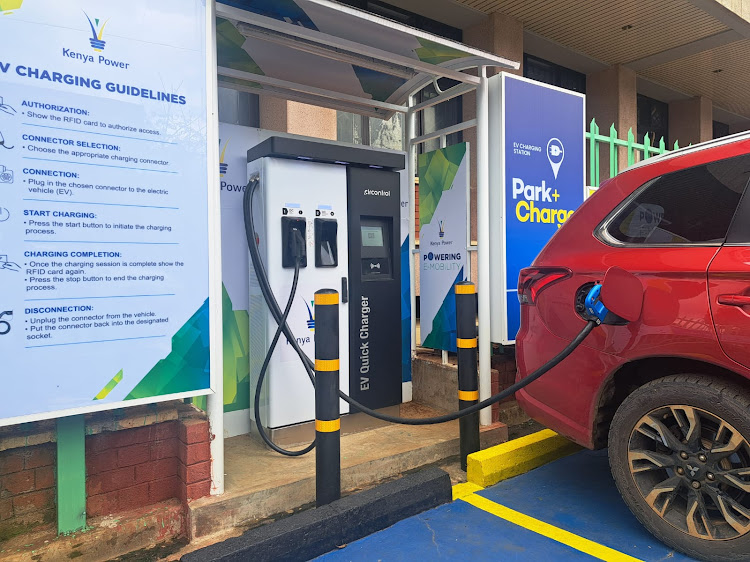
[586,118,684,187]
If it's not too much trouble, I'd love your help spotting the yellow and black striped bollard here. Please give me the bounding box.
[455,281,480,471]
[314,289,341,507]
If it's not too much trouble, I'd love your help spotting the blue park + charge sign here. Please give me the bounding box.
[494,74,585,342]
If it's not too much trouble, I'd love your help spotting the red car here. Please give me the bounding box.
[516,133,750,561]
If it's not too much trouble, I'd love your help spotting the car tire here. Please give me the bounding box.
[609,374,750,561]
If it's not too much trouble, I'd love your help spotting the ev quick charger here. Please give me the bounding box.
[247,136,404,431]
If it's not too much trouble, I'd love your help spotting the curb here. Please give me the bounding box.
[181,466,452,562]
[467,429,581,487]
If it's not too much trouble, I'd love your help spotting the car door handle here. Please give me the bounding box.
[718,294,750,306]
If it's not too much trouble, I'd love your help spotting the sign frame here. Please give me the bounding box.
[488,73,586,345]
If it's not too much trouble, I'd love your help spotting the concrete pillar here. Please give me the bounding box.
[259,96,337,140]
[462,13,523,284]
[669,96,712,146]
[586,65,637,182]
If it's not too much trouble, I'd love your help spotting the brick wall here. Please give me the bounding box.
[0,405,211,542]
[86,421,181,517]
[86,416,212,517]
[177,419,211,502]
[491,354,517,424]
[0,443,56,539]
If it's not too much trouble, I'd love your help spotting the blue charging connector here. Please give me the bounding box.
[584,284,609,324]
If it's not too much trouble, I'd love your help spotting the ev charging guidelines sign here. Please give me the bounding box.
[489,74,585,344]
[0,1,213,425]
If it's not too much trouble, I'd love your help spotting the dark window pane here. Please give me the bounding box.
[605,154,750,245]
[417,80,462,154]
[637,94,668,145]
[713,120,730,139]
[217,87,260,127]
[335,0,462,40]
[523,54,586,94]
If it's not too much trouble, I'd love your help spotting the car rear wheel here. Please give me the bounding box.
[609,375,750,561]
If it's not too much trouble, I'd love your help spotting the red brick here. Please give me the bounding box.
[0,451,25,475]
[35,466,55,490]
[185,461,210,485]
[117,483,149,512]
[12,489,54,514]
[179,419,209,445]
[150,438,178,461]
[148,476,179,503]
[87,449,118,475]
[178,442,210,466]
[131,426,156,444]
[155,421,178,441]
[186,480,211,501]
[177,461,187,484]
[25,445,55,469]
[134,459,175,484]
[0,498,12,520]
[86,466,135,495]
[110,428,142,449]
[2,470,35,495]
[85,433,111,454]
[87,490,119,517]
[135,461,156,484]
[117,443,151,467]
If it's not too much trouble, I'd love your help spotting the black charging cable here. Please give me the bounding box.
[245,176,315,456]
[244,176,598,447]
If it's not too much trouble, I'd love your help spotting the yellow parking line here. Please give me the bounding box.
[459,492,643,562]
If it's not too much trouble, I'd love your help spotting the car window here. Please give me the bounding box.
[603,154,750,245]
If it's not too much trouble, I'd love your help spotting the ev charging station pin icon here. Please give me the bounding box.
[547,138,564,179]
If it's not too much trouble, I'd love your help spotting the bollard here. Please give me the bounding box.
[314,289,341,507]
[455,281,480,471]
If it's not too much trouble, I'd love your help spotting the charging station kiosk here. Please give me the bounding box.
[247,137,404,431]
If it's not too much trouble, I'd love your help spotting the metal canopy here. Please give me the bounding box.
[215,0,518,118]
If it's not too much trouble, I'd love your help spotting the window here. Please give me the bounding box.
[637,94,668,145]
[523,54,586,94]
[335,1,462,152]
[601,154,750,245]
[217,87,260,127]
[714,120,730,139]
[416,79,463,154]
[334,0,461,41]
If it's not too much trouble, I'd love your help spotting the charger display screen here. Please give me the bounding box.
[361,225,384,247]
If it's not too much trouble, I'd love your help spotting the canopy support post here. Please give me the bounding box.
[476,66,492,427]
[407,95,418,362]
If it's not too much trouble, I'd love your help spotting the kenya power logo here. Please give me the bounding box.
[84,12,109,52]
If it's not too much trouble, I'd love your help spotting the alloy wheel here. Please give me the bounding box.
[628,405,750,540]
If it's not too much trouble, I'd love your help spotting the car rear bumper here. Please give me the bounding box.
[516,306,616,449]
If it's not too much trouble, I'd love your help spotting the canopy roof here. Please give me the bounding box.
[215,0,519,118]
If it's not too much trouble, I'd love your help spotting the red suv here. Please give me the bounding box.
[516,134,750,561]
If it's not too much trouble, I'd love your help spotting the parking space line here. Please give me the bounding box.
[459,492,643,562]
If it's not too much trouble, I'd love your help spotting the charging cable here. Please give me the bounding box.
[244,176,599,453]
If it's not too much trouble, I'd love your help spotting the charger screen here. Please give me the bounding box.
[361,225,384,247]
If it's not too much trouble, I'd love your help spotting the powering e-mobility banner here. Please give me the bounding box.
[418,143,469,352]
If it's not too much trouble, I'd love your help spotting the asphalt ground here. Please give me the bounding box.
[316,449,698,561]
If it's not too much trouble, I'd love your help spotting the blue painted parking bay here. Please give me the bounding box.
[317,450,697,561]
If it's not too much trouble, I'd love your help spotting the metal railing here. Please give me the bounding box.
[586,118,683,188]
